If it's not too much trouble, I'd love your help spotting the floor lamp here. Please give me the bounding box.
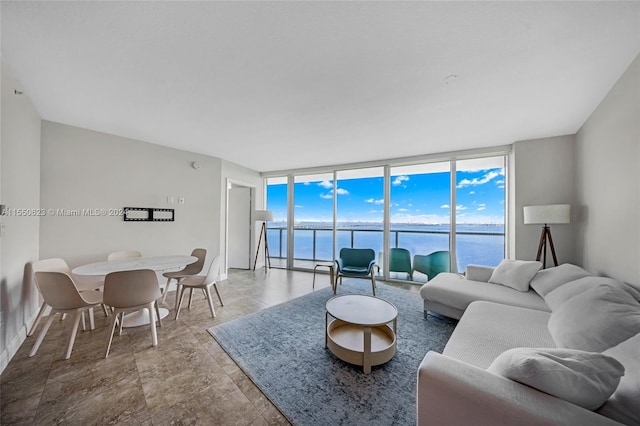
[253,210,273,271]
[524,204,570,269]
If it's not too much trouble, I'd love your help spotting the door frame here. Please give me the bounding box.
[225,178,256,273]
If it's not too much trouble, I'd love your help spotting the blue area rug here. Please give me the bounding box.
[208,280,456,425]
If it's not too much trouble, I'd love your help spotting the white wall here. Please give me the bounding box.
[510,135,576,265]
[40,121,223,267]
[575,54,639,286]
[0,58,41,372]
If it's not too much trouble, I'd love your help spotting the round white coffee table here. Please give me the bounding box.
[325,294,398,374]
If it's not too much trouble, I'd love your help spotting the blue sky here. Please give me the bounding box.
[267,167,505,225]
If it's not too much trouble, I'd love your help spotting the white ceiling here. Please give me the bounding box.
[2,1,639,173]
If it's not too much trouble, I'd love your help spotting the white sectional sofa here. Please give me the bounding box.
[417,262,640,426]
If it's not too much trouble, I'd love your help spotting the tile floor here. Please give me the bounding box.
[1,268,420,425]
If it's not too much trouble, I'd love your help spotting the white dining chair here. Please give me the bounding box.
[161,248,207,308]
[107,250,142,261]
[28,258,106,336]
[175,255,224,319]
[103,269,162,358]
[30,271,103,359]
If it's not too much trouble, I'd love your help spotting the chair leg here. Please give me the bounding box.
[81,311,86,331]
[188,288,194,308]
[204,286,216,318]
[213,283,224,306]
[101,303,110,317]
[30,312,57,357]
[175,286,187,320]
[154,301,162,327]
[27,302,48,337]
[64,311,83,359]
[371,274,376,297]
[105,309,120,358]
[88,307,95,331]
[118,312,125,336]
[148,302,158,347]
[161,277,173,304]
[174,280,184,311]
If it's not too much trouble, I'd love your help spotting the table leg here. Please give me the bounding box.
[363,326,372,374]
[325,311,329,348]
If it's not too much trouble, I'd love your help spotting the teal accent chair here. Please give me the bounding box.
[413,251,451,281]
[334,248,378,295]
[389,248,413,280]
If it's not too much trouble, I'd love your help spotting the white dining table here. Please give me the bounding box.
[72,255,197,327]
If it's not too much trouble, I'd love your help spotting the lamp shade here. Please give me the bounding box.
[254,210,274,222]
[523,204,570,225]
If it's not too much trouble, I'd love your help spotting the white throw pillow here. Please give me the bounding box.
[465,265,495,282]
[529,263,591,297]
[488,259,542,292]
[548,284,640,352]
[544,276,640,311]
[487,347,625,411]
[597,334,640,425]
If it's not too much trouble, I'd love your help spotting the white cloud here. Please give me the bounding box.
[477,206,486,211]
[392,175,409,186]
[440,204,450,209]
[295,205,304,208]
[469,191,475,195]
[318,180,333,189]
[457,170,501,188]
[397,208,409,212]
[365,198,384,205]
[456,205,467,211]
[320,187,349,199]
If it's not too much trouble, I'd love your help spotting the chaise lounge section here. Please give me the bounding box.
[417,262,640,425]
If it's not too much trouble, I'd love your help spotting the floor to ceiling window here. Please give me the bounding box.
[264,152,506,282]
[335,167,385,275]
[455,157,506,272]
[388,162,451,282]
[266,177,287,268]
[292,173,335,268]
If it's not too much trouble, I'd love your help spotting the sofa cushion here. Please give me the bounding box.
[597,334,640,425]
[489,260,542,292]
[421,273,550,315]
[487,347,625,411]
[544,276,640,311]
[529,263,591,297]
[548,284,640,352]
[443,301,554,369]
[465,264,494,282]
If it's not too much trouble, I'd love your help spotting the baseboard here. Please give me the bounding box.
[0,309,40,374]
[0,324,27,374]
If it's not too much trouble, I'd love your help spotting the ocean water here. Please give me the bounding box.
[267,223,505,273]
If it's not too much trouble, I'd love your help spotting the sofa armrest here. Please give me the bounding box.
[417,351,620,426]
[465,264,494,282]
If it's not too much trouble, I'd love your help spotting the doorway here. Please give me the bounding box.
[227,184,252,269]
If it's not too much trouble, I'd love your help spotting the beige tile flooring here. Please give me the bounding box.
[1,268,420,425]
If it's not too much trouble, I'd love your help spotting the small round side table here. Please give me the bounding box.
[313,261,335,292]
